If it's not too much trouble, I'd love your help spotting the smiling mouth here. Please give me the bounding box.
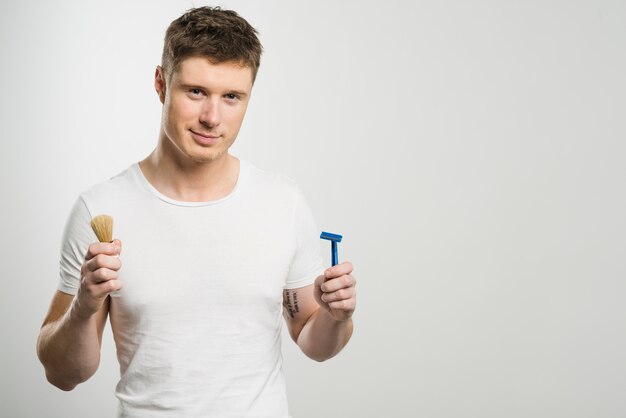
[190,129,220,139]
[190,129,221,146]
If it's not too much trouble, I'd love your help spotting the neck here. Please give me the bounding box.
[139,140,240,202]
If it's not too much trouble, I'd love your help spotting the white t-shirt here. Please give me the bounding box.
[58,159,324,417]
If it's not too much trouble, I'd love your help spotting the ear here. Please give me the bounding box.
[155,66,166,104]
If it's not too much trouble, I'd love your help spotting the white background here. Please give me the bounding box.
[1,1,625,417]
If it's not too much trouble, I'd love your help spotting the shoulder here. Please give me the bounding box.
[78,164,143,214]
[243,160,301,200]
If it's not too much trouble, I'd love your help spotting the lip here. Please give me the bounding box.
[190,129,221,146]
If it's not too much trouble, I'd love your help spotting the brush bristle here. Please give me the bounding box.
[90,215,113,242]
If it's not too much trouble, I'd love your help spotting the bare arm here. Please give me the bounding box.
[37,240,122,390]
[283,262,356,362]
[37,291,110,390]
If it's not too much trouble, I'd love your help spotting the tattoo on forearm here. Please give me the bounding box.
[283,290,300,319]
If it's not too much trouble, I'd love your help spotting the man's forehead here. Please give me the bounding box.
[172,57,253,89]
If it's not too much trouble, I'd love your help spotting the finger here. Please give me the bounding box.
[324,261,353,279]
[85,241,122,260]
[98,275,122,292]
[84,275,122,297]
[314,274,327,289]
[88,267,119,284]
[84,253,122,273]
[320,274,356,293]
[328,298,355,312]
[321,287,355,303]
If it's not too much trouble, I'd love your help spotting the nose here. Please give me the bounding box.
[199,97,221,128]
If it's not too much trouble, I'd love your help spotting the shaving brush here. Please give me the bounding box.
[90,215,114,242]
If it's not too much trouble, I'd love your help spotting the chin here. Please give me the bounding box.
[186,148,228,164]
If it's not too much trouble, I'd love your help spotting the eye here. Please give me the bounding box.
[225,93,239,101]
[189,88,203,95]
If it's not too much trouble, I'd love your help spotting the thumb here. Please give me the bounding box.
[112,239,122,256]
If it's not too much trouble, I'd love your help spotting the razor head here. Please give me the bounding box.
[320,231,343,242]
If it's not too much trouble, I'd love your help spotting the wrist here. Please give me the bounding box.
[68,296,95,323]
[320,307,353,325]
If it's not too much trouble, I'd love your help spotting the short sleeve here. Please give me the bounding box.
[58,196,96,295]
[284,188,325,289]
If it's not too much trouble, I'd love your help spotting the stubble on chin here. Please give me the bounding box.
[184,138,233,164]
[188,149,227,164]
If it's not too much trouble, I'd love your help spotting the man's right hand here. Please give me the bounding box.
[74,239,122,319]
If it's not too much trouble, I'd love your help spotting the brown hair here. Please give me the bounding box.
[161,6,262,82]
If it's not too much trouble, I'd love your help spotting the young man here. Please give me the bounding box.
[36,7,356,417]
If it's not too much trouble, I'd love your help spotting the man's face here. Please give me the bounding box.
[156,57,253,164]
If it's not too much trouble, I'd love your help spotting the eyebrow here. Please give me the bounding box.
[226,90,249,97]
[180,84,248,98]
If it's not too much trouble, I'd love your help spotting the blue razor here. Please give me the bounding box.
[320,231,343,266]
